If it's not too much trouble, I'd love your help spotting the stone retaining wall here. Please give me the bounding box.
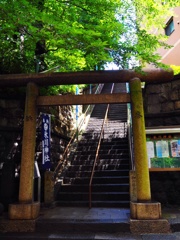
[0,96,74,208]
[150,171,180,205]
[144,74,180,126]
[144,74,180,206]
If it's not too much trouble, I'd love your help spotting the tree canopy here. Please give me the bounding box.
[0,0,179,77]
[171,65,180,75]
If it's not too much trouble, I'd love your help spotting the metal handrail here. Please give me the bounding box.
[127,103,134,170]
[81,84,104,121]
[53,84,104,182]
[126,82,134,171]
[89,83,114,208]
[53,129,76,182]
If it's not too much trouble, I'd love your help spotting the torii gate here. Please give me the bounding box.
[0,69,173,224]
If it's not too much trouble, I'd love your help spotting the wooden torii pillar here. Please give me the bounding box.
[0,68,173,220]
[9,82,40,220]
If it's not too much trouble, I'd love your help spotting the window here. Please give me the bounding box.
[165,17,175,36]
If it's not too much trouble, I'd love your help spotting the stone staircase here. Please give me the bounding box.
[55,83,130,207]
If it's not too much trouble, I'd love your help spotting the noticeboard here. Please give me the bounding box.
[146,133,180,169]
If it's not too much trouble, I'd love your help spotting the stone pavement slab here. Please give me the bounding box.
[38,207,130,221]
[0,232,180,240]
[141,232,180,240]
[36,207,130,233]
[94,232,141,239]
[2,206,180,238]
[162,207,180,233]
[142,234,172,240]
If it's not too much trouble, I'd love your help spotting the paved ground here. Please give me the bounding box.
[39,206,130,221]
[1,232,180,239]
[1,206,180,239]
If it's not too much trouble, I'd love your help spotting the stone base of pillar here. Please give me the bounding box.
[130,219,170,234]
[130,201,171,233]
[8,202,40,220]
[129,170,137,201]
[0,219,36,232]
[130,201,161,220]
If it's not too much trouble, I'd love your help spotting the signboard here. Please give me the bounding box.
[146,141,155,167]
[146,134,180,168]
[156,140,169,158]
[42,113,51,169]
[171,140,180,157]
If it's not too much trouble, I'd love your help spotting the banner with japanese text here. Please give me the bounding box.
[42,114,51,169]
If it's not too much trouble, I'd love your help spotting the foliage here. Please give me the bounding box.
[111,0,180,69]
[0,0,179,88]
[0,0,123,75]
[133,0,177,31]
[171,65,180,75]
[39,84,87,95]
[151,157,180,168]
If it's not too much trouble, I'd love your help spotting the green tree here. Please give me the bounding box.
[0,0,123,74]
[171,65,180,75]
[111,0,180,69]
[0,0,179,75]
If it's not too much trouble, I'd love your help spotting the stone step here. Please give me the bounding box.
[72,155,129,162]
[65,170,129,178]
[65,165,92,172]
[70,158,95,164]
[74,148,129,156]
[63,176,129,185]
[84,131,128,137]
[70,159,130,166]
[58,192,129,202]
[94,169,129,177]
[76,142,129,151]
[36,207,130,234]
[55,83,130,208]
[59,183,129,192]
[78,137,128,143]
[64,171,91,178]
[66,163,129,172]
[96,163,129,170]
[56,200,130,208]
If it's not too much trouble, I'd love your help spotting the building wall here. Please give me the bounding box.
[157,7,180,65]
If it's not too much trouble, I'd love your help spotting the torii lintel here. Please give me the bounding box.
[0,68,173,87]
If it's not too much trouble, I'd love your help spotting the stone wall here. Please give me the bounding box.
[144,74,180,126]
[144,74,180,206]
[0,99,74,166]
[0,96,74,208]
[150,172,180,206]
[0,97,24,169]
[0,98,24,128]
[0,98,24,209]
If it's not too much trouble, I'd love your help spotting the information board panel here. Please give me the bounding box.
[146,134,180,168]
